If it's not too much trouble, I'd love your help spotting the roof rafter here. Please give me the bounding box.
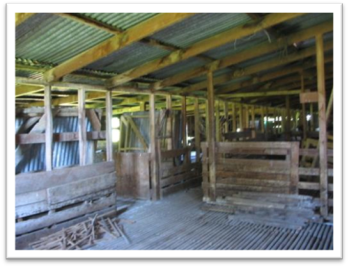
[43,13,194,83]
[106,13,305,88]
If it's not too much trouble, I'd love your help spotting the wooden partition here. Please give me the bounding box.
[15,161,117,236]
[201,142,300,202]
[115,152,151,199]
[298,148,334,215]
[158,146,201,197]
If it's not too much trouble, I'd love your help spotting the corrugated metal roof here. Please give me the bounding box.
[86,42,170,73]
[150,57,207,80]
[274,13,333,34]
[80,13,158,31]
[150,13,252,49]
[16,13,113,65]
[16,116,93,174]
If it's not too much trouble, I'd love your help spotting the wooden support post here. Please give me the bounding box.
[290,142,300,194]
[166,95,173,150]
[316,34,328,217]
[194,98,201,163]
[140,101,146,111]
[105,90,113,161]
[310,104,314,131]
[150,93,159,201]
[245,106,250,129]
[215,100,221,142]
[224,102,229,137]
[239,103,243,131]
[286,96,291,140]
[78,89,87,166]
[326,88,333,120]
[300,72,307,140]
[251,105,255,129]
[44,85,53,171]
[261,107,265,133]
[265,107,269,140]
[207,71,216,201]
[232,103,236,132]
[181,96,187,147]
[205,100,209,140]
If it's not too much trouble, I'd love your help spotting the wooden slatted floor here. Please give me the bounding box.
[89,188,333,250]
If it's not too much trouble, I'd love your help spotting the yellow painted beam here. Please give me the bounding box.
[16,13,35,26]
[223,90,301,98]
[182,41,333,95]
[16,84,44,97]
[153,20,333,91]
[107,13,305,88]
[43,13,194,83]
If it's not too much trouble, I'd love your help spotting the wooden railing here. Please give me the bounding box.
[158,145,201,197]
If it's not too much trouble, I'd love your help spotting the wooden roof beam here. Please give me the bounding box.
[43,13,194,83]
[107,13,305,88]
[16,13,35,26]
[152,20,332,91]
[181,40,333,95]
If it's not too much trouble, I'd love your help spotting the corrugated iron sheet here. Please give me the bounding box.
[150,57,207,80]
[86,42,170,73]
[16,116,93,174]
[150,13,252,48]
[16,13,113,65]
[80,13,158,31]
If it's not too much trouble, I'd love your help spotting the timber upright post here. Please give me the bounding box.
[166,95,173,150]
[78,88,87,166]
[150,93,160,201]
[105,90,113,161]
[232,103,236,133]
[194,98,201,163]
[207,70,216,202]
[300,71,307,141]
[316,34,328,217]
[44,85,53,171]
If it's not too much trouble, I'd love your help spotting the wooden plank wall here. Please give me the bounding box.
[201,142,300,201]
[15,161,117,236]
[158,145,202,197]
[115,152,151,200]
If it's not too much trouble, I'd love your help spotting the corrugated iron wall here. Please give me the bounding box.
[16,116,93,174]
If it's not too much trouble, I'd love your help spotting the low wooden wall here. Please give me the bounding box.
[115,152,151,200]
[201,142,299,201]
[158,146,202,197]
[15,161,116,236]
[298,148,334,213]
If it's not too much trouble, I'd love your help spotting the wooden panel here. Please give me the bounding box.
[16,201,48,219]
[162,178,199,196]
[16,189,47,207]
[216,146,288,155]
[216,178,291,188]
[298,182,333,192]
[16,161,115,194]
[300,92,319,103]
[299,167,333,176]
[116,152,150,200]
[215,171,289,181]
[161,147,190,159]
[16,131,106,145]
[47,172,116,205]
[16,193,116,235]
[162,162,200,177]
[161,170,199,188]
[216,141,293,150]
[216,158,290,169]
